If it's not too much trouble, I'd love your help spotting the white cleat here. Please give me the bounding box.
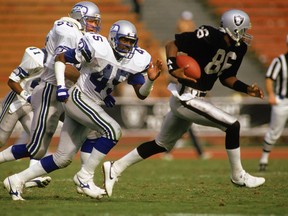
[3,174,25,201]
[102,161,119,197]
[24,176,52,188]
[231,170,265,188]
[73,172,106,199]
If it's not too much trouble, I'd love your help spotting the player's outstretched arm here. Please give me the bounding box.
[222,76,264,99]
[132,59,163,100]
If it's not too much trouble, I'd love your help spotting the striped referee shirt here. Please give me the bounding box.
[266,52,288,99]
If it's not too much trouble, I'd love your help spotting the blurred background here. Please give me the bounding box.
[1,0,288,153]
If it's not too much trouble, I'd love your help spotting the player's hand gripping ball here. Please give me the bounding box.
[176,55,201,79]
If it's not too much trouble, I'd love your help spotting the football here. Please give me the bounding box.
[176,55,201,79]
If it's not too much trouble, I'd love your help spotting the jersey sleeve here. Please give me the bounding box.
[52,20,82,54]
[175,32,197,54]
[127,73,145,85]
[75,33,108,64]
[9,47,44,83]
[63,49,79,64]
[131,48,151,72]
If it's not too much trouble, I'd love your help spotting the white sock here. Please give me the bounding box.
[113,148,144,176]
[17,161,48,182]
[226,147,244,180]
[0,146,16,163]
[80,151,91,167]
[82,148,106,175]
[259,152,270,164]
[29,158,39,167]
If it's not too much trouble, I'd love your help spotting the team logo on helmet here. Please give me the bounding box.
[72,4,88,15]
[110,24,120,33]
[234,15,244,27]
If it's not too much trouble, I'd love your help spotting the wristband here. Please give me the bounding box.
[167,57,179,73]
[20,90,31,101]
[233,80,248,93]
[55,61,66,86]
[139,79,154,96]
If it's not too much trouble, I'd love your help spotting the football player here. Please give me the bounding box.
[1,1,101,200]
[0,46,52,188]
[102,9,266,197]
[3,20,162,201]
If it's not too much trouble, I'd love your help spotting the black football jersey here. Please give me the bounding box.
[174,25,247,91]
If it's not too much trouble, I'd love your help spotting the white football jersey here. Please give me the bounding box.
[41,17,83,86]
[75,32,151,101]
[8,47,45,112]
[9,47,44,91]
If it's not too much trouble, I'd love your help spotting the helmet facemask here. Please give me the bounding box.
[70,1,101,33]
[109,20,138,59]
[115,36,137,58]
[80,15,101,33]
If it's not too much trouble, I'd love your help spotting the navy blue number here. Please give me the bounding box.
[89,65,112,93]
[56,21,73,28]
[89,64,130,93]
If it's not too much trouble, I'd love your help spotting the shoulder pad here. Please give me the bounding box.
[60,17,82,30]
[84,33,110,57]
[23,47,45,67]
[131,48,151,71]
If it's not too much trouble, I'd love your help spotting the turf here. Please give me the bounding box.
[0,157,287,216]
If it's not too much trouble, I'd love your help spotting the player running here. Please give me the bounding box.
[3,20,162,201]
[0,47,52,188]
[0,1,101,194]
[102,9,266,197]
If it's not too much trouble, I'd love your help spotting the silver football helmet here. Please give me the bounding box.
[220,9,252,46]
[108,20,138,58]
[69,1,101,33]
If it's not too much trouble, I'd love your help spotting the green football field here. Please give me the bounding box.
[0,152,287,216]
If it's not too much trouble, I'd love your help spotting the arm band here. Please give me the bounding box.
[55,61,66,86]
[139,79,154,97]
[167,57,179,73]
[233,80,249,94]
[20,90,31,101]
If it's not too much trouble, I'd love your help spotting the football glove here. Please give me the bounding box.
[104,95,116,108]
[56,85,69,102]
[27,96,31,103]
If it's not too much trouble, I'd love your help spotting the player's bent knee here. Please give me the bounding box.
[226,121,240,134]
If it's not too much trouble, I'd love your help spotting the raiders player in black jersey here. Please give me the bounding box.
[102,9,265,197]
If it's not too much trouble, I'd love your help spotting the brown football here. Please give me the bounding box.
[176,55,201,79]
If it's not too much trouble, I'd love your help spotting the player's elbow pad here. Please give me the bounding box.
[139,79,154,97]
